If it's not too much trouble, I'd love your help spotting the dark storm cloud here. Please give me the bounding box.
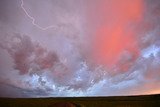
[0,34,59,75]
[0,83,30,98]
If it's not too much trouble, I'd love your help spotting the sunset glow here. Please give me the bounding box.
[0,0,160,97]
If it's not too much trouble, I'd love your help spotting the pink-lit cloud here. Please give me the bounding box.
[0,0,160,97]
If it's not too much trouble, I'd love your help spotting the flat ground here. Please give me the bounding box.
[0,94,160,107]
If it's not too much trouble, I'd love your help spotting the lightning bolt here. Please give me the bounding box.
[20,0,56,30]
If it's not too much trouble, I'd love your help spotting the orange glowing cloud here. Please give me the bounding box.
[90,0,144,68]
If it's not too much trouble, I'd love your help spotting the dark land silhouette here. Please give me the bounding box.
[0,94,160,107]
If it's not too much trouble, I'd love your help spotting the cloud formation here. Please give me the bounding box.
[0,0,160,97]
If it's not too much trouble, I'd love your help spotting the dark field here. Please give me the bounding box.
[0,94,160,107]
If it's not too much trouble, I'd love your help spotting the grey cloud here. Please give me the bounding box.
[0,34,59,75]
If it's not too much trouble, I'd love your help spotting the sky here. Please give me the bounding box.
[0,0,160,97]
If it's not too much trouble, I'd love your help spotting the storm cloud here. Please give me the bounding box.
[0,0,160,97]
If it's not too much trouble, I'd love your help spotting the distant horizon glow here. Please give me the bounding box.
[0,0,160,97]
